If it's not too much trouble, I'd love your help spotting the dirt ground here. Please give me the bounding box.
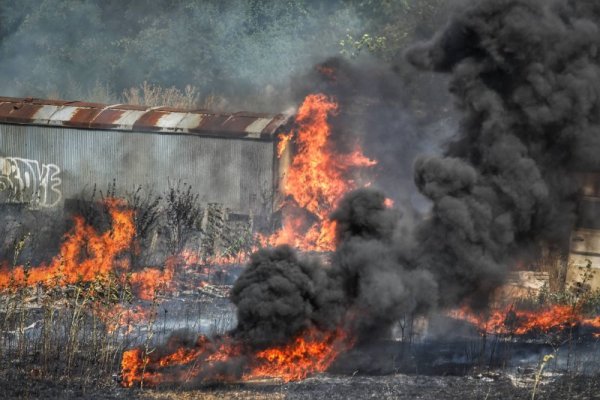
[3,372,600,399]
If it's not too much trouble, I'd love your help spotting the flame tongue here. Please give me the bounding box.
[0,198,178,302]
[266,93,376,252]
[245,327,350,382]
[0,198,135,288]
[120,327,352,387]
[450,304,600,336]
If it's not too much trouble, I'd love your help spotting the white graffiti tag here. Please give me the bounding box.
[0,157,62,207]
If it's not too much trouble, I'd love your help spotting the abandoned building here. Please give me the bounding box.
[0,96,291,218]
[0,96,296,265]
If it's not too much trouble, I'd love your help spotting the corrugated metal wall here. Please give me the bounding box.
[0,123,275,215]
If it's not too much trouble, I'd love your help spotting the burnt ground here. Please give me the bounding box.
[138,374,600,400]
[2,372,599,399]
[2,285,599,399]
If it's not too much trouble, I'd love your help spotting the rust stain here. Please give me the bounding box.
[64,107,102,128]
[132,110,165,131]
[0,96,287,139]
[196,115,230,131]
[263,115,291,135]
[89,109,126,129]
[0,103,42,124]
[223,116,255,132]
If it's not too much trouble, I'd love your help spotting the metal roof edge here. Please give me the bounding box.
[0,96,291,140]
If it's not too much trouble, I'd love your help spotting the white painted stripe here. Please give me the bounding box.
[113,110,147,129]
[156,112,187,129]
[176,113,204,131]
[47,106,79,126]
[32,105,61,124]
[244,118,272,134]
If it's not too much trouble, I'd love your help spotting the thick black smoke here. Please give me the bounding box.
[230,246,342,347]
[231,189,437,344]
[231,0,600,345]
[408,0,600,306]
[329,189,437,339]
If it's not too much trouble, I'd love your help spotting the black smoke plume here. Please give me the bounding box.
[130,0,600,383]
[230,246,340,347]
[233,0,600,344]
[407,0,600,307]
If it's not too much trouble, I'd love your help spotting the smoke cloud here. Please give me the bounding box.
[408,0,600,305]
[231,0,600,345]
[231,246,338,347]
[118,0,600,385]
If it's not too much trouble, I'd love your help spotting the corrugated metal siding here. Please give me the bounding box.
[0,123,275,215]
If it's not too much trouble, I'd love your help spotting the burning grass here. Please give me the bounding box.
[1,87,600,399]
[0,192,243,397]
[449,304,600,338]
[120,328,352,388]
[1,186,600,399]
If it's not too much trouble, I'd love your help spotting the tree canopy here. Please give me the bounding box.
[0,0,449,110]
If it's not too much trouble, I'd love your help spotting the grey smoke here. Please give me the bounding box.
[0,1,361,111]
[292,55,454,209]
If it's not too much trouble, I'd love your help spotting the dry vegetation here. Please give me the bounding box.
[122,82,226,111]
[70,81,227,111]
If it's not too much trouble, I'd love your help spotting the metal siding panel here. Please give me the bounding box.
[0,123,275,214]
[240,141,274,215]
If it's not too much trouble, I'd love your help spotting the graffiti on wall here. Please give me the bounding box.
[0,157,62,207]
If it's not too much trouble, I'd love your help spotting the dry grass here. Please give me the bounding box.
[123,81,212,110]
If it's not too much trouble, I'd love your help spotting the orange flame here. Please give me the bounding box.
[449,304,600,336]
[264,93,376,251]
[0,199,190,317]
[244,328,349,382]
[277,132,294,158]
[120,327,352,388]
[0,198,135,288]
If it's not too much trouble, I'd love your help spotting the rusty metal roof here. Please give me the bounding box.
[0,97,290,140]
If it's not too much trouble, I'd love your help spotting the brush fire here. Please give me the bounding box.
[2,0,600,399]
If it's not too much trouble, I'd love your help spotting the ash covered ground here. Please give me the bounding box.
[3,371,600,399]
